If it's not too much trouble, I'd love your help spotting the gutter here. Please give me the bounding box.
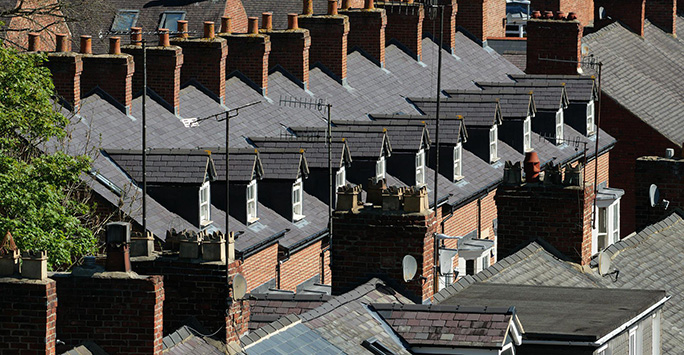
[239,229,288,259]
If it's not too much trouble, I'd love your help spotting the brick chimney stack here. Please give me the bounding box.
[455,0,506,41]
[171,20,229,104]
[595,0,646,36]
[46,34,83,111]
[225,258,250,345]
[646,0,677,35]
[376,1,425,61]
[526,11,582,75]
[339,0,388,67]
[122,27,184,115]
[299,0,351,85]
[261,13,312,90]
[220,17,271,96]
[530,0,595,27]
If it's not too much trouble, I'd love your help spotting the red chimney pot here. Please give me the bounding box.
[544,11,554,19]
[55,33,68,52]
[288,13,299,29]
[80,35,92,54]
[130,27,142,46]
[531,10,542,19]
[303,0,314,15]
[328,0,338,15]
[342,0,351,10]
[248,17,259,34]
[567,12,578,21]
[556,11,566,20]
[364,0,374,10]
[159,28,170,46]
[524,152,541,183]
[262,12,273,30]
[28,32,40,51]
[178,20,189,38]
[204,21,215,38]
[221,16,232,33]
[109,37,121,54]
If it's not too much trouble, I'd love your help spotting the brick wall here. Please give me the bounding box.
[456,0,505,41]
[531,0,595,26]
[54,273,163,355]
[332,207,437,303]
[595,0,645,36]
[496,183,595,265]
[377,3,424,60]
[3,0,70,51]
[339,7,387,67]
[599,95,681,236]
[225,259,249,344]
[241,243,279,292]
[224,0,248,33]
[298,14,350,83]
[0,278,57,355]
[264,28,311,88]
[646,0,677,35]
[635,156,684,231]
[421,0,457,52]
[279,239,326,291]
[221,33,271,95]
[45,52,82,110]
[80,54,135,112]
[121,45,183,113]
[526,17,582,74]
[171,37,228,103]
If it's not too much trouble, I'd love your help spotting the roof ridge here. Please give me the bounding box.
[605,210,684,259]
[300,278,390,321]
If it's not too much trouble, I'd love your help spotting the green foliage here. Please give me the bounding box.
[0,44,97,270]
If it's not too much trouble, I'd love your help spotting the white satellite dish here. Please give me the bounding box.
[649,184,660,207]
[232,273,247,300]
[402,255,418,282]
[581,43,589,56]
[598,251,611,276]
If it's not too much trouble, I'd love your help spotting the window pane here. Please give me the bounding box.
[160,12,185,32]
[111,10,138,32]
[599,208,607,233]
[466,259,475,275]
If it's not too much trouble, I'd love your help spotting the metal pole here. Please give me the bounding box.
[327,104,333,271]
[433,5,444,294]
[592,63,603,226]
[142,39,147,238]
[226,112,230,283]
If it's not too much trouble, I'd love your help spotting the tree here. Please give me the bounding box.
[0,43,97,270]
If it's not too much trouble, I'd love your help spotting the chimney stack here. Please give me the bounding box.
[105,222,132,272]
[646,0,677,35]
[595,0,646,36]
[339,0,388,67]
[526,13,582,74]
[220,18,271,95]
[530,0,594,26]
[375,1,424,61]
[299,0,351,84]
[46,38,83,111]
[225,258,250,345]
[261,13,312,90]
[171,20,229,104]
[422,0,457,53]
[455,0,506,41]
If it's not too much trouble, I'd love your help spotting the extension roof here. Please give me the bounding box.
[476,82,569,111]
[445,89,536,119]
[248,293,332,331]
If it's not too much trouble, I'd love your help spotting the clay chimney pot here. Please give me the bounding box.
[109,37,121,54]
[303,0,314,15]
[221,16,232,33]
[567,12,578,21]
[288,13,299,29]
[524,151,541,183]
[364,0,374,10]
[248,17,259,34]
[178,20,189,38]
[55,33,68,52]
[262,12,273,30]
[28,32,40,51]
[159,28,170,46]
[544,11,554,19]
[328,0,338,15]
[130,27,142,46]
[80,35,92,54]
[531,10,542,19]
[556,11,566,20]
[204,21,215,38]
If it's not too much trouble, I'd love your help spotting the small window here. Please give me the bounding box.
[199,181,211,225]
[292,178,304,221]
[415,149,426,186]
[336,166,346,192]
[111,10,139,32]
[523,117,532,152]
[587,101,595,135]
[612,201,620,243]
[376,156,386,181]
[629,326,641,355]
[555,109,564,145]
[159,11,186,33]
[453,142,463,181]
[597,207,607,251]
[489,125,498,163]
[480,254,490,271]
[246,180,258,223]
[465,259,475,276]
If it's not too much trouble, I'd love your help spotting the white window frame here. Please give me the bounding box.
[489,125,498,163]
[523,117,532,152]
[458,251,491,277]
[653,312,661,355]
[199,181,211,226]
[246,179,258,223]
[596,345,607,355]
[629,326,641,355]
[376,156,386,181]
[555,109,564,145]
[415,149,426,187]
[587,101,595,135]
[592,198,620,255]
[453,142,463,181]
[292,178,304,221]
[336,166,346,192]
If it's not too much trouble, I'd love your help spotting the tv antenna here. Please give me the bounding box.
[231,273,247,301]
[402,255,418,282]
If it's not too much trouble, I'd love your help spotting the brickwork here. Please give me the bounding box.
[646,0,677,35]
[121,45,183,112]
[421,0,457,52]
[170,37,228,103]
[600,95,681,236]
[54,273,163,355]
[332,207,437,303]
[224,0,249,33]
[456,0,505,41]
[339,8,387,66]
[80,54,135,112]
[226,258,249,344]
[0,278,57,355]
[526,17,582,74]
[279,240,325,291]
[298,14,350,82]
[531,0,595,26]
[635,157,684,231]
[220,33,271,94]
[263,29,311,88]
[595,0,645,36]
[45,52,82,110]
[3,0,70,51]
[322,244,332,284]
[241,243,278,292]
[377,2,424,60]
[496,183,595,265]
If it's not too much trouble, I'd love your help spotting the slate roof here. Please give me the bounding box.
[162,325,224,354]
[371,303,515,348]
[243,0,331,30]
[105,148,214,184]
[258,149,309,180]
[509,74,598,102]
[433,211,684,353]
[248,137,351,169]
[445,89,536,119]
[582,19,684,147]
[331,120,431,152]
[248,293,332,331]
[244,322,345,354]
[409,97,503,127]
[368,114,467,145]
[476,82,569,111]
[203,148,262,182]
[290,126,391,160]
[61,341,107,355]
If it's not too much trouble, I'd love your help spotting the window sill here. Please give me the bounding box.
[453,175,464,183]
[489,157,500,164]
[247,217,260,225]
[293,215,306,222]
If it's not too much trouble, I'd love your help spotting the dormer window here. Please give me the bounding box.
[292,178,304,221]
[159,11,186,33]
[336,167,346,192]
[246,179,258,223]
[555,109,564,145]
[593,187,623,255]
[523,117,532,152]
[453,142,463,181]
[489,126,498,163]
[199,181,211,226]
[587,101,595,135]
[415,149,426,187]
[376,156,386,181]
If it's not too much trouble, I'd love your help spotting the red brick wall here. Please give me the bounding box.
[242,243,279,292]
[221,34,271,94]
[646,0,677,35]
[526,18,582,74]
[339,8,387,66]
[224,0,249,33]
[635,157,684,230]
[54,274,163,355]
[298,15,350,82]
[377,3,424,60]
[171,37,228,103]
[45,53,82,110]
[456,0,505,41]
[264,29,311,87]
[0,278,57,355]
[3,0,70,51]
[121,46,183,111]
[226,259,249,344]
[80,54,134,111]
[279,240,325,291]
[599,95,681,236]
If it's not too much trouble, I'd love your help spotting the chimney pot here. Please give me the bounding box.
[262,12,273,30]
[303,0,314,15]
[342,0,351,10]
[28,32,40,51]
[567,12,578,20]
[221,16,232,33]
[364,0,374,10]
[328,0,339,15]
[544,11,554,19]
[178,20,189,38]
[248,17,259,34]
[532,10,542,19]
[523,151,541,182]
[130,27,142,46]
[159,28,170,46]
[556,11,566,20]
[109,37,121,54]
[288,13,299,29]
[204,21,215,38]
[80,35,92,54]
[55,33,68,52]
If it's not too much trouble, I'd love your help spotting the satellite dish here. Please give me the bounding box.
[649,184,660,207]
[232,273,247,300]
[598,251,611,276]
[402,255,418,282]
[598,6,607,20]
[581,43,589,56]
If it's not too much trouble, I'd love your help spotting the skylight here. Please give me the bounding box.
[111,10,139,32]
[159,11,186,33]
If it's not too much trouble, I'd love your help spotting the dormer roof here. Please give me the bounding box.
[476,82,569,111]
[445,89,537,119]
[332,120,431,152]
[248,137,352,170]
[105,148,217,185]
[290,126,392,161]
[258,148,310,181]
[410,98,503,128]
[368,113,468,146]
[509,74,598,102]
[201,148,264,182]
